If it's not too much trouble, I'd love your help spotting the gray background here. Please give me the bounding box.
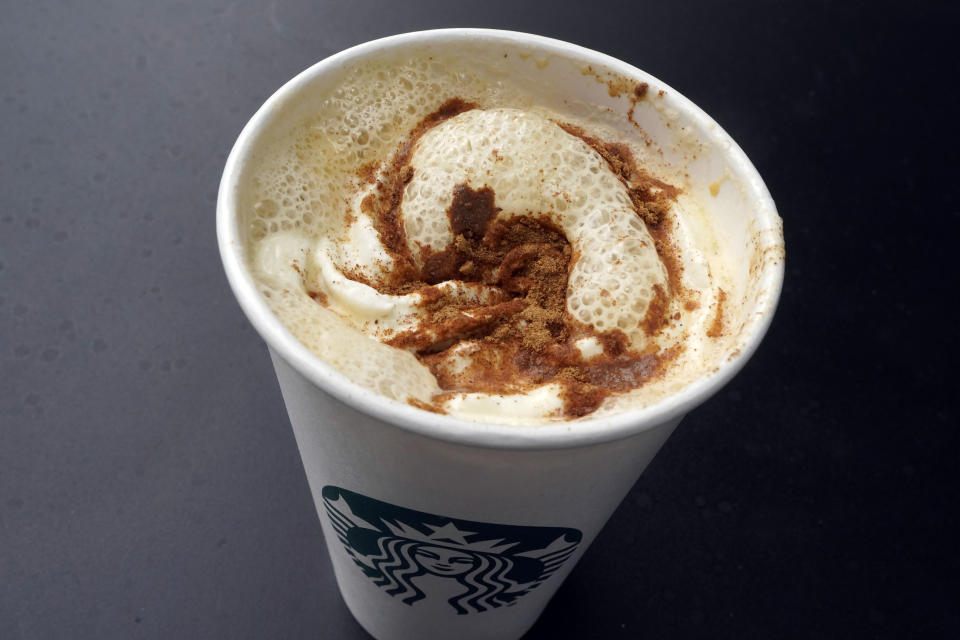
[2,1,957,638]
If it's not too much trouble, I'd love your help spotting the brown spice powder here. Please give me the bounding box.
[322,98,691,418]
[447,184,500,239]
[706,288,727,338]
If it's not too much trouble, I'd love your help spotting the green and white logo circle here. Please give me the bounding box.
[322,486,582,615]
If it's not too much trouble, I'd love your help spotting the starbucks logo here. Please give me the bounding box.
[321,486,582,615]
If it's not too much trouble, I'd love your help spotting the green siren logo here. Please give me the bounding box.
[322,486,582,615]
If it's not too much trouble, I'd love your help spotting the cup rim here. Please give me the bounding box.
[217,28,784,451]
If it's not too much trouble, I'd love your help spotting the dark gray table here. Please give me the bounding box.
[2,1,957,638]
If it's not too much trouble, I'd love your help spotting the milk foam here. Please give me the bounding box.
[402,108,668,348]
[242,54,734,425]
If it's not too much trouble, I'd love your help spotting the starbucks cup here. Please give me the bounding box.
[218,29,784,640]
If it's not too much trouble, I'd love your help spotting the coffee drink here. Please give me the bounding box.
[242,53,737,424]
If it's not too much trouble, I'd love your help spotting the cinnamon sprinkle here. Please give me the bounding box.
[363,98,478,289]
[307,290,328,306]
[706,288,727,338]
[321,98,692,418]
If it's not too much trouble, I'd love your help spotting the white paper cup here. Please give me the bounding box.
[218,29,784,640]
